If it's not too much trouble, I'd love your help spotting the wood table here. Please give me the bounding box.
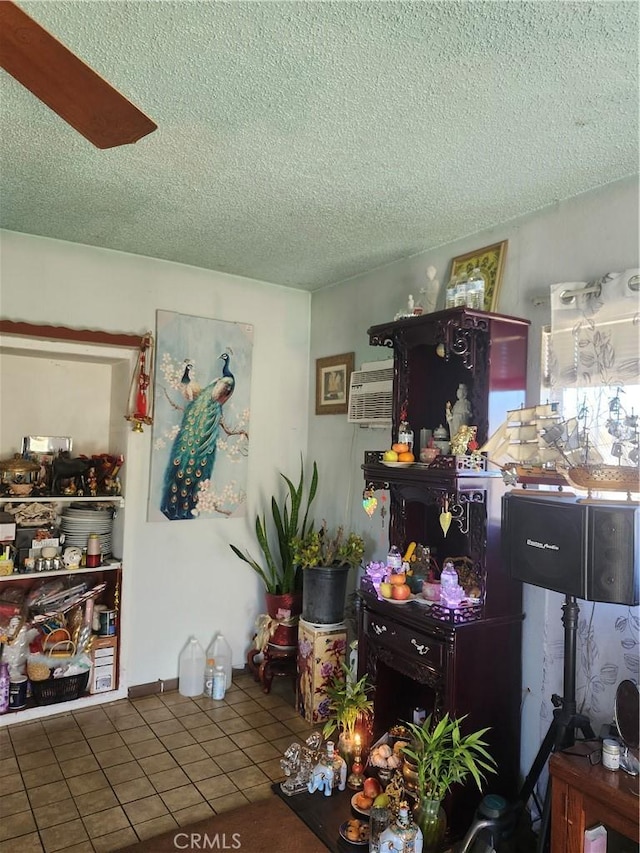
[273,782,361,852]
[549,750,640,852]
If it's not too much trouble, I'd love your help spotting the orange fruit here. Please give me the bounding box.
[398,451,415,462]
[392,443,409,453]
[389,573,407,585]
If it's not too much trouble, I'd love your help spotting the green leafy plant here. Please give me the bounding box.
[291,521,365,570]
[229,458,318,594]
[322,661,374,741]
[401,713,497,802]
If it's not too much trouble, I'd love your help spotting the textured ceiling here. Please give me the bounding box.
[1,1,638,291]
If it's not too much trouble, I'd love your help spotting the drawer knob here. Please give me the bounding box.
[411,638,429,655]
[372,623,387,635]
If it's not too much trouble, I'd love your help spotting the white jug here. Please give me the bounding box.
[178,636,205,697]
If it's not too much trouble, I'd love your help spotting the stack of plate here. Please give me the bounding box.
[60,505,114,559]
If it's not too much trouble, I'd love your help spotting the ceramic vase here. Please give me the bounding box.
[265,592,302,648]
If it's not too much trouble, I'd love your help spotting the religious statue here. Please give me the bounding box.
[446,383,472,440]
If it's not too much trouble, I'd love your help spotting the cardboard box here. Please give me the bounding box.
[296,619,347,725]
[90,636,117,694]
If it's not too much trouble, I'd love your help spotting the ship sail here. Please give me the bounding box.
[480,403,587,481]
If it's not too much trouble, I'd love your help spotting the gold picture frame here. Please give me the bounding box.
[450,240,508,312]
[315,352,354,415]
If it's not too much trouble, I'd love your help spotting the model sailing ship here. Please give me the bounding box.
[564,391,639,499]
[481,391,639,499]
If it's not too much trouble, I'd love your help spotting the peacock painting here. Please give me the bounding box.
[160,352,235,520]
[149,311,253,522]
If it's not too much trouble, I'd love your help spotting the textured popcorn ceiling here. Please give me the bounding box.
[0,1,638,290]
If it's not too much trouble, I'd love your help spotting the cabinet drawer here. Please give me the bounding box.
[366,612,445,672]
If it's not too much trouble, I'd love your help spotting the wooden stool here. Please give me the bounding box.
[247,639,297,694]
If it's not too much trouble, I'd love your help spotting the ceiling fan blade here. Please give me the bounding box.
[0,1,157,149]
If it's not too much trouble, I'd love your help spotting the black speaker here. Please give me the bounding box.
[502,493,639,606]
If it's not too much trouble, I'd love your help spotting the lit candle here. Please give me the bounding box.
[355,734,361,748]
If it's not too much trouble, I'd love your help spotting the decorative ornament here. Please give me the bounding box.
[362,486,378,517]
[439,498,452,537]
[125,332,155,432]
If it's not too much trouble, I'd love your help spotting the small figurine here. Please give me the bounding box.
[446,383,472,439]
[419,264,440,314]
[308,760,334,796]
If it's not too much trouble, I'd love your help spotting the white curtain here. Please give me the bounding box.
[549,269,640,389]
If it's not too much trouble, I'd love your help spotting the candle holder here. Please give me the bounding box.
[347,747,365,790]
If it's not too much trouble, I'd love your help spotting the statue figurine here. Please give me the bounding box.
[308,759,334,796]
[446,383,472,440]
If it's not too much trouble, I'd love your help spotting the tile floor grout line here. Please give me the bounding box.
[1,675,313,853]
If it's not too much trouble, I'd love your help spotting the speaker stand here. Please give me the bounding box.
[517,595,595,853]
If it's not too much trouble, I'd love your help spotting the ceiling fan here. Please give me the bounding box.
[0,1,157,149]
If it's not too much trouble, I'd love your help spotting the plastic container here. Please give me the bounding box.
[387,545,403,572]
[465,267,486,310]
[0,661,9,713]
[204,658,216,698]
[210,634,232,689]
[602,738,620,771]
[178,636,205,697]
[445,274,458,309]
[454,272,468,307]
[212,664,226,699]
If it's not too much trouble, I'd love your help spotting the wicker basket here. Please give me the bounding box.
[31,670,90,706]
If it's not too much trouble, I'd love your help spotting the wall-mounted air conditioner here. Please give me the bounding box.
[348,359,394,427]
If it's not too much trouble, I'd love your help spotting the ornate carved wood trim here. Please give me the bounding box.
[0,319,143,349]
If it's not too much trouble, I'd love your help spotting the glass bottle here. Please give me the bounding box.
[445,274,458,309]
[379,804,424,853]
[466,267,486,310]
[387,545,403,572]
[398,418,414,452]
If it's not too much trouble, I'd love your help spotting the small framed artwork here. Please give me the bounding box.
[450,240,508,312]
[315,352,354,415]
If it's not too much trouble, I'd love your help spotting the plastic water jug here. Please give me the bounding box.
[178,637,205,697]
[209,633,232,689]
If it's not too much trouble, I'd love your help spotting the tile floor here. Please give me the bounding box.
[0,672,314,853]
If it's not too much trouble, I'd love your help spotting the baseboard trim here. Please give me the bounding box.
[127,678,178,699]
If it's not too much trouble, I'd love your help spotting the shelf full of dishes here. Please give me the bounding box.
[0,498,122,577]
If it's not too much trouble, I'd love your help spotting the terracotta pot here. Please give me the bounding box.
[265,592,302,648]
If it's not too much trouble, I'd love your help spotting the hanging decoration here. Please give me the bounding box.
[362,485,378,517]
[125,332,155,432]
[439,497,452,537]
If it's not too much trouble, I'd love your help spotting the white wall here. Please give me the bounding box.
[0,230,311,687]
[1,174,637,775]
[307,175,640,780]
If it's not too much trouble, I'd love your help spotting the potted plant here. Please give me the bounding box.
[230,458,318,647]
[292,521,365,625]
[401,713,497,850]
[322,661,374,764]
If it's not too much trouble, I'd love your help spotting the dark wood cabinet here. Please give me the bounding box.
[549,752,639,852]
[357,308,530,836]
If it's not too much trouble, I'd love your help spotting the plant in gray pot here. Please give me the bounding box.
[292,522,365,625]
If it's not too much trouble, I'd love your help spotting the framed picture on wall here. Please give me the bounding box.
[450,240,508,311]
[315,352,354,415]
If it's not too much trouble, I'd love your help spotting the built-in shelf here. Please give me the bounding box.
[0,560,122,583]
[1,495,124,505]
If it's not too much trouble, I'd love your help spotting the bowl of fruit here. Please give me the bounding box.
[381,443,415,467]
